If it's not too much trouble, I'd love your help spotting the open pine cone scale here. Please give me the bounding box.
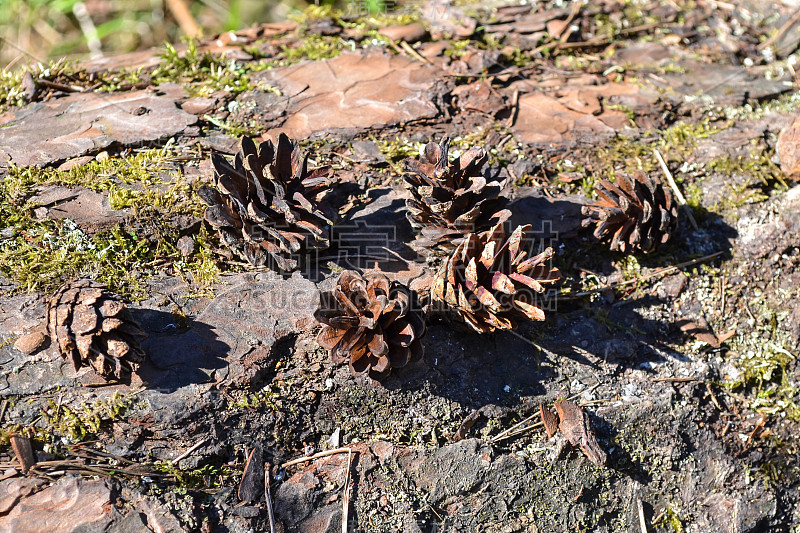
[432,223,561,333]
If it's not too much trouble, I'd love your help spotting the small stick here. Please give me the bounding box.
[566,251,723,298]
[745,414,767,447]
[36,79,82,93]
[651,377,697,383]
[706,383,723,411]
[506,89,519,128]
[265,469,277,533]
[165,0,202,38]
[758,8,800,51]
[654,149,698,230]
[637,498,648,533]
[491,412,541,443]
[342,448,353,533]
[281,447,353,469]
[0,399,8,423]
[174,437,209,464]
[399,40,431,64]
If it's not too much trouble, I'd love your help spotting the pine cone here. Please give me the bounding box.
[198,134,333,271]
[403,138,510,253]
[315,270,426,380]
[431,223,561,333]
[581,171,679,253]
[47,279,146,379]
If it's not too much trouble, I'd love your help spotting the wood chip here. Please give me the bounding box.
[453,409,483,441]
[540,403,559,438]
[238,445,264,503]
[554,400,607,467]
[10,434,36,473]
[677,318,734,348]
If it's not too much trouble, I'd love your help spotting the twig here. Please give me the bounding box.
[637,498,648,533]
[706,383,722,411]
[506,89,519,128]
[281,447,353,469]
[174,438,209,464]
[566,251,723,298]
[651,377,697,383]
[0,468,18,481]
[0,399,7,423]
[36,79,82,93]
[553,22,661,51]
[654,149,698,230]
[758,8,800,51]
[745,414,767,447]
[342,448,353,533]
[491,413,542,443]
[559,1,582,42]
[72,2,102,59]
[165,0,202,38]
[265,469,276,533]
[399,40,431,64]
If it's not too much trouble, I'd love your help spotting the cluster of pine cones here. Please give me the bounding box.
[41,134,679,383]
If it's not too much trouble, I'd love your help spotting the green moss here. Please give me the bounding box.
[721,90,800,121]
[707,143,786,187]
[593,119,726,180]
[0,59,93,113]
[0,69,26,113]
[703,141,787,211]
[154,459,239,489]
[151,40,271,97]
[0,150,218,298]
[605,104,636,126]
[280,34,356,63]
[288,4,345,23]
[231,389,281,410]
[374,136,424,174]
[42,392,134,444]
[444,39,471,58]
[653,504,684,533]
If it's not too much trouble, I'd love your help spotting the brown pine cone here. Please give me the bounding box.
[581,171,679,253]
[315,270,426,380]
[431,223,561,333]
[198,134,333,271]
[403,138,510,253]
[47,279,146,379]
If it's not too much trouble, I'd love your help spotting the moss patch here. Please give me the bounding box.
[0,150,218,298]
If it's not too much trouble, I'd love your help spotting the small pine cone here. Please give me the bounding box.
[47,279,146,379]
[431,223,561,333]
[198,134,333,271]
[315,271,426,380]
[581,171,679,253]
[403,138,510,253]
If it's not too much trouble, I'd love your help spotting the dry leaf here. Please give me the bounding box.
[554,400,607,467]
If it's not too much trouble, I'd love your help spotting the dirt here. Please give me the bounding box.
[1,0,800,532]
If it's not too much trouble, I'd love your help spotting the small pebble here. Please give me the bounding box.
[14,331,48,355]
[177,235,196,257]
